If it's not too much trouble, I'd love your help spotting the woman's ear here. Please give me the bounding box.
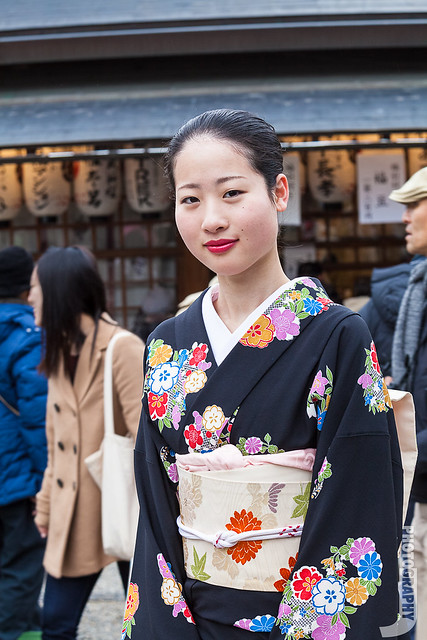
[274,174,289,212]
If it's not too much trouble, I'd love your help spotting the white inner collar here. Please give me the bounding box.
[202,279,300,366]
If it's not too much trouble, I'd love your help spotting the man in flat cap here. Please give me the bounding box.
[360,166,427,639]
[0,247,48,640]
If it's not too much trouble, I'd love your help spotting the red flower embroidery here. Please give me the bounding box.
[148,392,168,419]
[370,341,381,374]
[292,566,322,601]
[225,509,263,565]
[317,296,332,311]
[184,424,203,450]
[189,344,207,366]
[274,554,298,592]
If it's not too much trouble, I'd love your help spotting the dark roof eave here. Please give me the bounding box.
[1,80,426,147]
[1,16,427,64]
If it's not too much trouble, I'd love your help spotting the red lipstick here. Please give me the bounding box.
[204,239,238,254]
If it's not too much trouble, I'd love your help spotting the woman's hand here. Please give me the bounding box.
[36,522,48,539]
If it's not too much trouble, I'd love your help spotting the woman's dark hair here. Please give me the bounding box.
[37,246,108,377]
[164,109,284,199]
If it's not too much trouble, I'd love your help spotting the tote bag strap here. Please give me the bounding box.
[104,331,132,437]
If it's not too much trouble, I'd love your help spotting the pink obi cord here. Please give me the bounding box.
[175,444,316,473]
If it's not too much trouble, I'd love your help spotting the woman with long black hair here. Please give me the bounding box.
[29,246,144,640]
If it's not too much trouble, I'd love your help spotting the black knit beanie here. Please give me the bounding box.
[0,246,34,298]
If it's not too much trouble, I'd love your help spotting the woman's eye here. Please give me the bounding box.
[181,196,199,204]
[223,189,242,199]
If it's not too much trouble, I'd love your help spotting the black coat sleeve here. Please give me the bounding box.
[123,402,202,639]
[270,315,406,639]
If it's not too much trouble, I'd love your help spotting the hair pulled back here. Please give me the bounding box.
[164,109,284,197]
[37,245,107,377]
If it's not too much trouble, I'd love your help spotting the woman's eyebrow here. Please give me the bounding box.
[216,175,246,185]
[177,175,247,191]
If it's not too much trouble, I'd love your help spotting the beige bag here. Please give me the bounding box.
[389,389,418,521]
[85,331,139,560]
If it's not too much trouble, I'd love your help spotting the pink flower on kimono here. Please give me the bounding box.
[172,601,186,617]
[278,603,292,618]
[244,437,263,454]
[234,619,252,630]
[357,373,373,389]
[349,537,376,566]
[157,553,172,579]
[172,404,181,430]
[270,308,300,341]
[310,371,329,397]
[312,614,345,640]
[167,463,178,483]
[300,277,317,288]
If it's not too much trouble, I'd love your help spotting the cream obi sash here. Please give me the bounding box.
[176,445,315,592]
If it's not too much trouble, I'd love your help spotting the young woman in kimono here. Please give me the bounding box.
[125,109,406,639]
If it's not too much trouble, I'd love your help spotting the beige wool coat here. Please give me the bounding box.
[35,315,144,578]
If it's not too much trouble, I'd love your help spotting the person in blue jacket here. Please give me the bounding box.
[0,246,48,640]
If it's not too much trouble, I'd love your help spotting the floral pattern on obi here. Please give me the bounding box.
[144,339,212,432]
[307,367,334,431]
[179,463,311,591]
[277,536,382,638]
[157,554,195,624]
[122,582,139,639]
[357,342,392,414]
[240,279,333,350]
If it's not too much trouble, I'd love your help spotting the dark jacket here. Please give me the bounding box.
[360,256,427,502]
[0,300,47,506]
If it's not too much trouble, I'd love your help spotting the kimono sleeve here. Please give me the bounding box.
[271,314,407,640]
[124,403,201,640]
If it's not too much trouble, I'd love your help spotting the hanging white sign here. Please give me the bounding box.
[279,152,301,227]
[357,152,406,224]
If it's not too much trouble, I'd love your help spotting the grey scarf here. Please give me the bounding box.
[391,258,427,391]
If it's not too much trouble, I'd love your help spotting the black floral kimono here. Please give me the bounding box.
[123,278,405,640]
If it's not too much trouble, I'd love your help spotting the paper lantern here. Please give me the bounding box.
[23,148,71,218]
[124,157,170,214]
[0,149,24,222]
[74,159,121,217]
[307,149,355,205]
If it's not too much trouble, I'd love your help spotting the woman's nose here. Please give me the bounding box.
[201,202,228,232]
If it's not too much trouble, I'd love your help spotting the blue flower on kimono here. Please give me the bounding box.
[149,362,181,394]
[364,393,373,407]
[279,620,291,634]
[249,615,276,632]
[317,407,327,431]
[312,577,346,616]
[358,552,383,581]
[303,297,323,316]
[178,349,189,367]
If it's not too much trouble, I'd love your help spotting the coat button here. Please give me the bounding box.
[72,482,77,490]
[58,442,65,451]
[57,479,64,488]
[73,444,77,454]
[54,403,60,413]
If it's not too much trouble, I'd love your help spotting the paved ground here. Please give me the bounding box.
[77,563,126,640]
